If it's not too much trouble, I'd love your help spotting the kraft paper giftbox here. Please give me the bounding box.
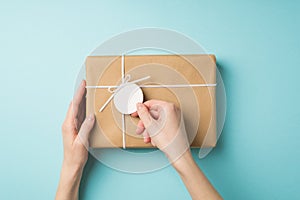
[86,54,216,148]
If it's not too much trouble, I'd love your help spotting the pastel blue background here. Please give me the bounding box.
[1,0,299,199]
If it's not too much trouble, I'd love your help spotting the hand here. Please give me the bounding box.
[61,80,95,169]
[133,100,222,200]
[132,100,190,162]
[56,80,95,200]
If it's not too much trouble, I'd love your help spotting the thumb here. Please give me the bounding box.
[78,114,95,147]
[136,103,153,128]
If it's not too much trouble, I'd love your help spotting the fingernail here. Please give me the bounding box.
[137,103,143,110]
[144,137,150,143]
[88,113,94,121]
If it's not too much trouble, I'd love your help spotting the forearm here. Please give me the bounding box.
[55,162,83,200]
[173,150,222,200]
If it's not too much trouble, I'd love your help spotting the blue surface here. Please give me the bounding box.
[1,0,300,199]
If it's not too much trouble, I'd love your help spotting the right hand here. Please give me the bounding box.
[133,100,190,162]
[133,100,222,200]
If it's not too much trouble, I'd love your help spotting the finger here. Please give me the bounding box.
[136,103,153,128]
[73,80,86,118]
[62,101,76,135]
[77,114,95,147]
[132,100,166,117]
[142,130,151,143]
[143,99,167,109]
[149,109,159,120]
[136,120,145,135]
[131,111,138,117]
[151,104,167,122]
[76,97,86,130]
[132,107,159,118]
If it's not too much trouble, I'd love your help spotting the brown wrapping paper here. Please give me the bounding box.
[86,54,216,148]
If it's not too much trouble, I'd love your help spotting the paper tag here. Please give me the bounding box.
[113,83,143,114]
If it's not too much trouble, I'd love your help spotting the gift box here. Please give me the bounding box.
[86,54,216,148]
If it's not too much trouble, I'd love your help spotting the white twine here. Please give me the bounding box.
[121,54,125,149]
[86,83,217,89]
[86,55,217,149]
[96,74,151,112]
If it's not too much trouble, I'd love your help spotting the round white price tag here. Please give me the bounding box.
[113,83,143,114]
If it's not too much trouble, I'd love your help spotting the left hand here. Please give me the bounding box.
[61,80,95,170]
[56,80,95,200]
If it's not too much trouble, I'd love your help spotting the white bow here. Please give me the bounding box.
[99,74,151,112]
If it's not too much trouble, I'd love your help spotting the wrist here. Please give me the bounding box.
[55,162,84,200]
[61,161,84,180]
[172,149,196,175]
